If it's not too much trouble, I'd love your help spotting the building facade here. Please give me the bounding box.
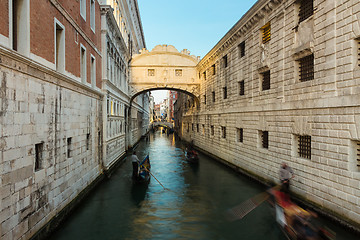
[180,0,360,227]
[0,1,148,239]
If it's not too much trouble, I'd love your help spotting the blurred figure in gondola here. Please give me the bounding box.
[279,162,295,194]
[130,151,140,178]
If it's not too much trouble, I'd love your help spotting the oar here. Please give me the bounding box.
[142,167,170,191]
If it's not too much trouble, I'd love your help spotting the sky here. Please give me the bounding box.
[137,0,258,103]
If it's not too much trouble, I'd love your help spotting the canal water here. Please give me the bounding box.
[51,130,358,240]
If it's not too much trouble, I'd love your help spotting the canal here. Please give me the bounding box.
[51,130,358,240]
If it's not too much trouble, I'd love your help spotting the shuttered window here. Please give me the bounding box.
[261,22,271,44]
[299,54,314,82]
[299,0,314,23]
[299,135,311,159]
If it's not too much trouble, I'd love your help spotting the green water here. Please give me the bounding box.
[51,131,359,240]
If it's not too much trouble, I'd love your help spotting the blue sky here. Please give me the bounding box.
[137,0,258,103]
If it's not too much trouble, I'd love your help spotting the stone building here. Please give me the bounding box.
[0,0,148,239]
[180,0,360,227]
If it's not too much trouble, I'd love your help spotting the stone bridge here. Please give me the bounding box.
[150,121,174,129]
[130,45,201,104]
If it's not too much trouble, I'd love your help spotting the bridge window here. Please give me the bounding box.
[260,131,269,149]
[261,70,270,91]
[299,0,313,23]
[298,135,311,159]
[223,87,227,99]
[261,22,271,44]
[298,54,314,82]
[222,55,228,68]
[239,80,245,95]
[239,41,245,58]
[236,128,243,143]
[221,127,226,139]
[212,91,215,102]
[211,125,214,136]
[35,142,44,171]
[175,69,182,77]
[148,69,155,76]
[212,64,216,75]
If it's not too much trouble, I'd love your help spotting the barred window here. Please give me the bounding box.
[299,0,314,23]
[67,137,72,158]
[299,135,311,159]
[203,71,206,80]
[203,94,206,105]
[211,125,214,136]
[223,55,228,68]
[221,127,226,139]
[148,69,155,76]
[212,91,215,102]
[357,39,360,67]
[261,22,271,44]
[262,70,270,91]
[356,141,360,168]
[175,69,182,76]
[223,87,227,99]
[239,41,245,57]
[299,54,314,82]
[239,80,245,96]
[212,64,216,75]
[197,124,199,133]
[35,142,44,171]
[261,131,269,149]
[237,128,243,143]
[86,133,90,150]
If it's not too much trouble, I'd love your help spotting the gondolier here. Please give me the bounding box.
[279,162,294,193]
[130,151,140,178]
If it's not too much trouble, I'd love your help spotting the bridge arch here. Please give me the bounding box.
[130,45,201,100]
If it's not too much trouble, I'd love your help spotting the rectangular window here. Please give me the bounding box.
[262,70,270,91]
[358,39,360,67]
[91,56,96,87]
[356,141,360,170]
[148,69,155,76]
[239,41,245,57]
[80,0,86,20]
[299,135,311,159]
[203,95,206,105]
[203,71,206,80]
[175,69,182,76]
[90,0,95,31]
[80,45,86,83]
[261,22,271,44]
[86,133,90,150]
[223,87,227,99]
[221,127,226,139]
[67,137,72,158]
[223,55,228,68]
[202,124,205,135]
[55,22,65,72]
[261,131,269,149]
[192,123,194,131]
[187,123,189,132]
[211,125,214,136]
[212,64,216,75]
[12,0,29,54]
[35,142,44,171]
[111,100,114,115]
[299,54,314,82]
[197,124,199,133]
[237,128,243,142]
[239,80,245,95]
[299,0,314,23]
[212,91,215,102]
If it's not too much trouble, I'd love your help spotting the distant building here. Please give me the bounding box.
[168,90,178,121]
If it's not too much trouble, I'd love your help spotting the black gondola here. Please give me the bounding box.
[185,149,199,163]
[134,155,151,183]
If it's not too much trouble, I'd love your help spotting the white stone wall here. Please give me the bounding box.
[0,52,102,239]
[182,0,360,226]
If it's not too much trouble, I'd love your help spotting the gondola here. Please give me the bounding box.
[134,155,151,184]
[185,149,199,163]
[268,187,335,240]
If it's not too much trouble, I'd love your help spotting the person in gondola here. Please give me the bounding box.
[130,151,140,178]
[279,162,295,194]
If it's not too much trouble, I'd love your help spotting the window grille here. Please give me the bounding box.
[212,64,216,75]
[221,127,226,138]
[212,91,215,102]
[211,125,214,136]
[299,135,311,159]
[261,23,271,44]
[223,87,227,99]
[148,69,155,76]
[239,80,245,95]
[262,70,270,91]
[237,128,243,142]
[261,131,269,149]
[223,55,228,68]
[299,54,314,82]
[239,41,245,57]
[35,143,44,171]
[357,141,360,167]
[299,0,314,23]
[175,69,182,76]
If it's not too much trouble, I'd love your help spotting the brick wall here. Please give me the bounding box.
[0,0,9,37]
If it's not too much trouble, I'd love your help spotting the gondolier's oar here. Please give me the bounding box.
[143,167,168,190]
